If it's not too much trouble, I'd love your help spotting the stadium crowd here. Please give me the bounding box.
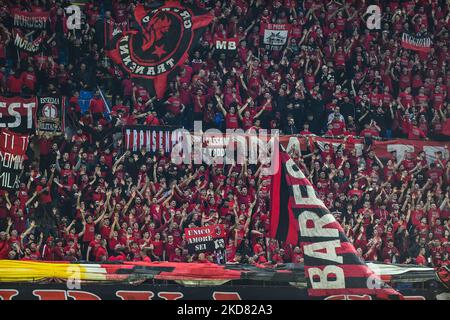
[0,0,449,268]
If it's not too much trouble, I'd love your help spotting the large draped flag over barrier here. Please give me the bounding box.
[269,146,403,299]
[107,1,213,99]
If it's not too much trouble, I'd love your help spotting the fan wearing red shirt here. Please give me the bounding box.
[20,66,37,93]
[193,89,206,121]
[398,87,414,108]
[140,248,152,262]
[89,91,106,123]
[291,249,304,263]
[7,70,23,95]
[164,92,185,117]
[415,248,427,266]
[151,233,164,260]
[238,99,266,131]
[408,120,428,140]
[94,239,109,262]
[163,235,178,261]
[144,111,161,126]
[329,114,346,135]
[87,234,102,261]
[217,96,240,129]
[35,173,54,205]
[169,247,183,262]
[253,238,265,259]
[81,196,109,260]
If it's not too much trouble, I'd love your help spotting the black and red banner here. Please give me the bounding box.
[36,96,65,135]
[269,148,403,299]
[0,129,29,190]
[13,33,44,53]
[12,10,50,30]
[185,224,226,254]
[401,33,432,53]
[122,125,183,153]
[107,2,213,99]
[97,19,130,50]
[0,96,37,133]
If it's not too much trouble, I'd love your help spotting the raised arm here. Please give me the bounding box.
[215,95,227,116]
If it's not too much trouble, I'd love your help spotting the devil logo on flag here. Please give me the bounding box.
[107,1,213,100]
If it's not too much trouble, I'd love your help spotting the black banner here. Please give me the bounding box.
[13,33,44,53]
[122,125,183,153]
[0,284,437,300]
[36,96,65,134]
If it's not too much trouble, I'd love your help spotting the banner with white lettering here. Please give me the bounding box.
[185,224,226,254]
[214,37,238,51]
[0,129,29,190]
[279,136,449,165]
[269,147,403,299]
[122,125,183,153]
[401,32,432,53]
[13,33,44,53]
[261,23,291,51]
[0,96,37,133]
[36,96,65,135]
[12,10,50,30]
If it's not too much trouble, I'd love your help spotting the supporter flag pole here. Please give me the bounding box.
[97,85,112,121]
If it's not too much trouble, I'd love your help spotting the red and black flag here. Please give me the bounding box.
[401,32,432,53]
[270,147,403,299]
[0,129,29,190]
[107,1,213,100]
